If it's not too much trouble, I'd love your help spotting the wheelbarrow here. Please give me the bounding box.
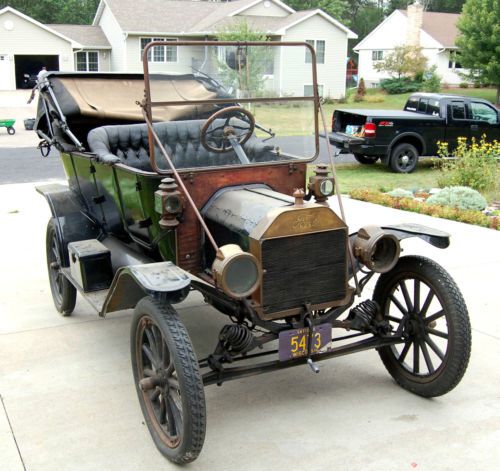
[0,119,16,135]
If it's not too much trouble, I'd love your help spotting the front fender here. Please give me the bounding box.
[348,223,450,278]
[381,223,450,249]
[101,262,191,316]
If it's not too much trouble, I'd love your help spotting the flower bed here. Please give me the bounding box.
[349,188,499,230]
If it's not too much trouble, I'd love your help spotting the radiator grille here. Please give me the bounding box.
[261,229,347,314]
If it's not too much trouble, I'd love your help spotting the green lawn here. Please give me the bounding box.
[313,160,441,194]
[252,88,497,136]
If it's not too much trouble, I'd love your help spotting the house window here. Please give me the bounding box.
[140,37,178,62]
[304,84,323,97]
[372,50,383,61]
[75,51,98,71]
[305,40,325,64]
[448,51,462,69]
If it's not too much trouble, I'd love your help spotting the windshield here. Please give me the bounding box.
[143,41,319,170]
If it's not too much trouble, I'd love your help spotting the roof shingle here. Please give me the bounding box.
[48,24,111,47]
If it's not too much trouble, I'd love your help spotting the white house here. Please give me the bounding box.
[354,3,463,87]
[0,0,357,98]
[92,0,357,98]
[0,6,111,91]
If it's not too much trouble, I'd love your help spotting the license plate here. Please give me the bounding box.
[278,323,332,362]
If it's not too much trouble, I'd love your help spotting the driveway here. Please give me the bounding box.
[1,179,499,470]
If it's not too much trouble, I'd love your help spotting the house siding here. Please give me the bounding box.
[125,35,206,74]
[0,11,74,89]
[238,1,289,17]
[356,10,463,86]
[97,4,126,71]
[281,15,347,99]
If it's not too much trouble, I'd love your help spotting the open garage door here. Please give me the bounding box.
[15,55,59,89]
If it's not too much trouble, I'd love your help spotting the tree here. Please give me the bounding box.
[456,0,500,103]
[374,45,427,79]
[285,0,349,22]
[0,0,99,24]
[215,19,272,98]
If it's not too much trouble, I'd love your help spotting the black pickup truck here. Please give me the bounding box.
[328,93,500,173]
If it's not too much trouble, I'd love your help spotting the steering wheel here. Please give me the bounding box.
[200,106,255,154]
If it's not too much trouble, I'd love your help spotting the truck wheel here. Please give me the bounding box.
[7,126,15,135]
[46,219,76,316]
[353,153,378,164]
[131,297,206,464]
[373,256,471,398]
[389,143,419,173]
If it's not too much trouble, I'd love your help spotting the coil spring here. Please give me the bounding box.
[219,324,255,353]
[348,299,379,330]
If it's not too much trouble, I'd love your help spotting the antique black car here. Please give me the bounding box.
[35,42,471,464]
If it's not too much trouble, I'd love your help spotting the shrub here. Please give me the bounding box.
[426,186,487,211]
[387,188,414,198]
[357,78,366,97]
[380,77,420,94]
[436,136,499,192]
[421,67,441,92]
[459,82,469,88]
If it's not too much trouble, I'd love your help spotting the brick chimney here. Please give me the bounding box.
[406,1,424,46]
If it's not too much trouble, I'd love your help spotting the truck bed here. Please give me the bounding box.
[335,109,443,121]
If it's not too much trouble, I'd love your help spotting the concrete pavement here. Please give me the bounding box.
[1,181,499,470]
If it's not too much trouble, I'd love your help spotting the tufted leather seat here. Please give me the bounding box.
[87,120,275,171]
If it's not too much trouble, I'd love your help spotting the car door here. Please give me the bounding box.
[444,100,471,148]
[469,101,500,142]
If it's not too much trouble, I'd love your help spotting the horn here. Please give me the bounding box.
[352,225,400,273]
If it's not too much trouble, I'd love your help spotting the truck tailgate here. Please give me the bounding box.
[327,132,365,150]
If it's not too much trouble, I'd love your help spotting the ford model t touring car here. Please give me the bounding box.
[34,41,471,463]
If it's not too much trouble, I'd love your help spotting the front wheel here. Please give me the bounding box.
[7,126,15,135]
[46,219,76,316]
[389,143,418,173]
[373,256,471,397]
[131,297,206,464]
[353,153,378,164]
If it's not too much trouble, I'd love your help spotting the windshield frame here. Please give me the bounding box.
[141,40,321,175]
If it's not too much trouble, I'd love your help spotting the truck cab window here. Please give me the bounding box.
[418,99,428,113]
[470,102,498,124]
[451,101,466,120]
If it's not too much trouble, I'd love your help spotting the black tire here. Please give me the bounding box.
[389,143,419,173]
[46,219,76,316]
[7,126,15,135]
[131,297,206,464]
[373,256,471,397]
[353,153,378,164]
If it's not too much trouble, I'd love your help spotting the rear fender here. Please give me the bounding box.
[36,183,100,265]
[388,132,426,156]
[101,262,191,316]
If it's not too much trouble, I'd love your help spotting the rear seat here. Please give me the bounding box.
[87,119,274,171]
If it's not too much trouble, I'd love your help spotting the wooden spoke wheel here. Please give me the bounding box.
[373,256,471,397]
[131,297,206,464]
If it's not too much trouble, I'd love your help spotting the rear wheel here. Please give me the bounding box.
[7,126,15,135]
[131,297,206,464]
[389,143,419,173]
[373,256,471,397]
[353,153,378,164]
[46,219,76,316]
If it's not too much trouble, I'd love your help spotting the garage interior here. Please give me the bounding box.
[15,55,59,88]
